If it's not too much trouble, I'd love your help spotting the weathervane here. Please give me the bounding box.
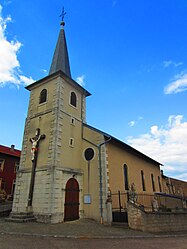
[60,7,66,22]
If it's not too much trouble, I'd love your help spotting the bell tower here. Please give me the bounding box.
[10,13,91,223]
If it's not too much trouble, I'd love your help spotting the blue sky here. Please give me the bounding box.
[0,0,187,181]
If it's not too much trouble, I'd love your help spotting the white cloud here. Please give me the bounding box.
[164,72,187,94]
[163,60,183,68]
[163,60,172,68]
[138,116,144,120]
[19,75,34,86]
[0,5,34,87]
[129,121,135,127]
[76,75,85,87]
[126,115,187,181]
[41,69,47,74]
[128,116,143,127]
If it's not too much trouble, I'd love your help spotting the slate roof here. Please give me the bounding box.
[49,23,71,77]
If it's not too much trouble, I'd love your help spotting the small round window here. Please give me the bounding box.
[84,148,95,161]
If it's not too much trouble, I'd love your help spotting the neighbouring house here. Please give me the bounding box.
[0,145,21,200]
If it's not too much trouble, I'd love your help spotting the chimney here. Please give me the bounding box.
[10,145,15,151]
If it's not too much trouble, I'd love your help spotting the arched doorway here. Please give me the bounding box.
[64,178,79,221]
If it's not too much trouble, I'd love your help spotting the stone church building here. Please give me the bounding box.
[11,19,164,224]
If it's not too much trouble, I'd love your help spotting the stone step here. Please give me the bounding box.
[6,212,36,223]
[6,217,36,223]
[10,214,34,219]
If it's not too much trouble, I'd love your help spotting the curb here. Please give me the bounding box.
[0,231,187,239]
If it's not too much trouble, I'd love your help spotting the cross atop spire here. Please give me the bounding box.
[49,8,71,78]
[60,7,66,22]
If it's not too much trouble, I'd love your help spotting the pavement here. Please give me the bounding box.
[0,217,187,239]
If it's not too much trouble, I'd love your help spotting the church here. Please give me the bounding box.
[10,17,166,224]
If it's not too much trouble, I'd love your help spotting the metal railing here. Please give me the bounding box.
[111,191,129,211]
[111,191,187,213]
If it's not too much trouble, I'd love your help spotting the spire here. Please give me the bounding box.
[49,9,71,77]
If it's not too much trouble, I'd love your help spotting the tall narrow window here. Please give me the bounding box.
[70,91,77,107]
[151,174,155,192]
[123,164,129,190]
[141,170,146,191]
[158,176,162,192]
[39,89,47,104]
[70,117,75,126]
[69,138,74,147]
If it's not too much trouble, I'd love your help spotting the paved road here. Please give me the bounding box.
[0,234,187,249]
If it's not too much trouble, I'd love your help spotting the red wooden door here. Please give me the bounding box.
[64,178,79,221]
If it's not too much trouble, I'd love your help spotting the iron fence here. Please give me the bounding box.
[111,191,129,212]
[111,191,187,213]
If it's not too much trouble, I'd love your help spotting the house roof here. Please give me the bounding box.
[84,123,163,167]
[0,145,21,158]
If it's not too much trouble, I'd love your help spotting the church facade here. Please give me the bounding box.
[11,20,164,224]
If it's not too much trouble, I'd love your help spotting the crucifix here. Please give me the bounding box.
[28,128,45,207]
[59,7,66,22]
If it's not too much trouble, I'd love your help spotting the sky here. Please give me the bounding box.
[0,0,187,181]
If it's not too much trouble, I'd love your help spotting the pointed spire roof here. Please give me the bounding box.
[49,20,71,77]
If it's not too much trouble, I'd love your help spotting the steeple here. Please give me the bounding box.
[49,11,71,77]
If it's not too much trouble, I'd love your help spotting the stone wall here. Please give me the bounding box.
[127,202,187,232]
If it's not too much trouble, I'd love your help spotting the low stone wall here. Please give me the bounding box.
[127,202,187,232]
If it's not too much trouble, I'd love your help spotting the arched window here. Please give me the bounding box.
[123,164,129,190]
[141,170,146,191]
[151,174,155,192]
[70,91,77,107]
[39,89,47,104]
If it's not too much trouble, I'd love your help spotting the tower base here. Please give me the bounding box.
[6,211,36,223]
